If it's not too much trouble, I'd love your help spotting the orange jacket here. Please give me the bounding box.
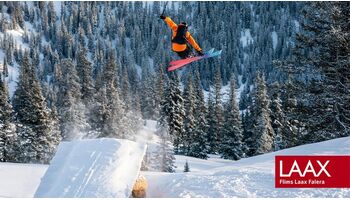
[164,17,202,52]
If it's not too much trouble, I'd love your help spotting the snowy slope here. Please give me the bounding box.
[35,138,147,198]
[143,136,350,198]
[0,127,348,198]
[0,163,48,198]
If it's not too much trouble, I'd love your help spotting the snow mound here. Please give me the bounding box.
[35,138,147,198]
[144,137,350,198]
[0,163,48,198]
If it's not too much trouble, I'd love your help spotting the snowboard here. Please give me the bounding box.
[168,48,222,71]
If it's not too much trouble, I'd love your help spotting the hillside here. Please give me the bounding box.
[0,132,348,198]
[143,136,350,198]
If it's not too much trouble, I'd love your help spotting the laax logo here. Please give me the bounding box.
[279,160,331,177]
[275,156,350,188]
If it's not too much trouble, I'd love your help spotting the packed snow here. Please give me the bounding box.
[35,138,147,198]
[0,163,48,198]
[143,136,350,198]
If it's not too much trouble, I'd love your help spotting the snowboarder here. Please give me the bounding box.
[160,15,204,59]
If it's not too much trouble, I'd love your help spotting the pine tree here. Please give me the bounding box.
[206,92,216,153]
[246,74,275,156]
[140,68,156,119]
[183,74,196,154]
[269,82,285,150]
[156,124,176,173]
[76,48,95,106]
[56,59,90,140]
[288,2,350,142]
[210,67,224,153]
[183,160,190,172]
[13,52,61,164]
[99,53,125,138]
[0,74,16,162]
[120,66,131,110]
[242,110,253,156]
[187,70,209,159]
[164,73,185,154]
[48,105,62,156]
[280,81,301,148]
[155,69,176,172]
[158,72,169,132]
[154,64,166,119]
[220,76,245,160]
[90,84,107,136]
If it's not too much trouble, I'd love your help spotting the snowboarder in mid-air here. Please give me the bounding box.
[159,10,221,71]
[160,15,204,59]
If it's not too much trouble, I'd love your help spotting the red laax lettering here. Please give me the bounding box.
[275,156,350,188]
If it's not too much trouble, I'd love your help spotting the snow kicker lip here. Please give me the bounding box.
[34,139,147,198]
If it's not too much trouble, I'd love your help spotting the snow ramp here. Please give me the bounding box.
[34,138,147,198]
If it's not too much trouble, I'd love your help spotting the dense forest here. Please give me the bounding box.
[0,2,349,171]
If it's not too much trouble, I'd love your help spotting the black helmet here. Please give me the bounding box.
[179,22,188,29]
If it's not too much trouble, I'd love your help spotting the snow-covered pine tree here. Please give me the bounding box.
[13,52,61,164]
[206,92,216,154]
[158,69,169,132]
[156,124,176,173]
[242,109,252,156]
[76,47,95,106]
[90,82,108,136]
[0,74,17,162]
[153,68,176,172]
[269,82,285,151]
[247,74,275,156]
[289,2,350,142]
[220,76,245,160]
[99,52,125,138]
[140,68,157,120]
[280,81,302,148]
[210,67,224,153]
[56,59,90,140]
[154,64,166,120]
[187,69,209,159]
[48,105,62,157]
[164,73,185,154]
[120,65,131,110]
[183,74,196,155]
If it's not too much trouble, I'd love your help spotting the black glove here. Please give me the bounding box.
[160,15,166,20]
[197,50,204,56]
